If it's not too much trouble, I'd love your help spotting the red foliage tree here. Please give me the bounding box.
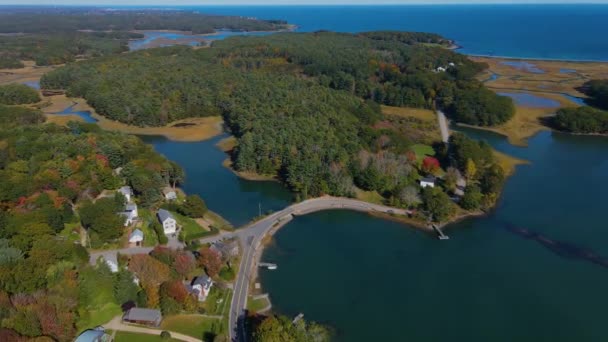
[162,280,190,304]
[173,251,196,278]
[422,156,440,174]
[198,247,222,278]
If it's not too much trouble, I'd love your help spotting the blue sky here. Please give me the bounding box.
[1,0,607,5]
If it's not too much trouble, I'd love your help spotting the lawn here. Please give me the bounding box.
[175,211,218,241]
[59,222,81,243]
[204,287,232,316]
[114,331,182,342]
[247,296,271,313]
[76,302,121,331]
[161,314,224,340]
[138,208,159,246]
[354,188,384,205]
[411,144,435,162]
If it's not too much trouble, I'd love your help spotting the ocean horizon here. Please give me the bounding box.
[111,4,608,61]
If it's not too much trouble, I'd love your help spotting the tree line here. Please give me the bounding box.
[552,79,608,134]
[0,9,289,68]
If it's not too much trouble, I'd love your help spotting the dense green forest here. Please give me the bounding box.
[0,83,41,105]
[552,79,608,134]
[0,31,141,67]
[0,9,289,67]
[553,106,608,134]
[42,31,510,205]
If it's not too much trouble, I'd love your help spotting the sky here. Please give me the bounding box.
[1,0,607,5]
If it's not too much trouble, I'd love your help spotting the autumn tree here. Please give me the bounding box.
[465,158,477,181]
[421,156,440,174]
[198,247,222,278]
[173,251,196,278]
[129,254,170,306]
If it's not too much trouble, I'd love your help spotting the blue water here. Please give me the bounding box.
[129,30,275,50]
[560,68,577,74]
[500,61,545,74]
[498,92,561,108]
[152,4,608,61]
[561,94,587,106]
[52,104,97,123]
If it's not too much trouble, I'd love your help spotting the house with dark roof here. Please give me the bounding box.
[157,209,177,235]
[191,275,213,302]
[210,240,240,259]
[122,308,162,327]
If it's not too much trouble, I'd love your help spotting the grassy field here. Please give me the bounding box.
[247,296,271,313]
[380,105,441,144]
[354,188,384,205]
[77,302,121,331]
[469,56,608,145]
[411,144,435,158]
[161,314,225,340]
[204,287,232,316]
[174,211,216,241]
[114,331,183,342]
[138,208,160,247]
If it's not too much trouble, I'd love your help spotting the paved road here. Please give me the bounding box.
[90,196,410,342]
[89,232,232,265]
[437,109,450,143]
[227,197,410,342]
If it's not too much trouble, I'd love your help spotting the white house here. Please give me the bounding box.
[163,187,178,201]
[420,177,436,188]
[100,254,119,273]
[129,229,144,246]
[121,203,139,226]
[157,209,177,235]
[118,186,133,203]
[191,275,213,302]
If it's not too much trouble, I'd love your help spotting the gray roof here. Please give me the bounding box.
[129,229,144,240]
[126,203,138,211]
[157,209,174,222]
[123,308,162,322]
[421,177,436,183]
[75,329,107,342]
[192,274,212,287]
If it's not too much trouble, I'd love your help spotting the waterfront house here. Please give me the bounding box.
[420,177,436,188]
[129,229,144,246]
[163,187,178,201]
[74,327,111,342]
[157,209,177,235]
[191,274,213,302]
[118,186,133,202]
[122,308,162,327]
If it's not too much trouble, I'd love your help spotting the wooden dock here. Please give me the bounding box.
[432,224,450,240]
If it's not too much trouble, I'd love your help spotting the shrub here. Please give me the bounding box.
[160,331,171,340]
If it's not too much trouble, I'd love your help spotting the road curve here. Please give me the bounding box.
[228,196,410,341]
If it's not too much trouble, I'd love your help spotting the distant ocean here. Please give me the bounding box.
[129,5,608,61]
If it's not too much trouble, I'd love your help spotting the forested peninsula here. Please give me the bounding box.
[0,8,289,68]
[553,79,608,134]
[43,31,512,216]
